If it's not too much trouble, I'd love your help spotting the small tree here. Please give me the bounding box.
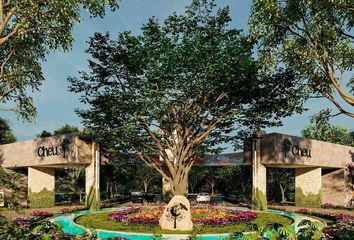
[70,0,306,196]
[188,167,208,193]
[136,165,159,192]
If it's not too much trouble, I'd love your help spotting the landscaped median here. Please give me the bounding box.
[75,206,293,234]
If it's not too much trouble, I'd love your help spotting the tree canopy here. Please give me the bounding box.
[0,117,16,144]
[69,0,306,195]
[0,0,119,121]
[302,109,354,146]
[249,0,354,117]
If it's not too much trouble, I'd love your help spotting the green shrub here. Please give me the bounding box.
[295,188,321,208]
[252,188,267,211]
[29,188,55,208]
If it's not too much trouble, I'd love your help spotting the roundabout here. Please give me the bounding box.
[52,205,323,239]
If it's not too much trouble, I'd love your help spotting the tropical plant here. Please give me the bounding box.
[297,219,325,240]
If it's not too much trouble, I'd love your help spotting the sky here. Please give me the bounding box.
[2,0,353,149]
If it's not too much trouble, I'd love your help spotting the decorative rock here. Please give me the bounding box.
[159,195,193,231]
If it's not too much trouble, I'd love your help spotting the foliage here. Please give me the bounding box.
[216,166,252,202]
[37,124,79,138]
[324,213,354,240]
[188,166,208,193]
[249,0,354,117]
[297,219,325,240]
[0,213,64,239]
[85,186,101,211]
[0,168,25,209]
[252,188,267,211]
[135,165,159,193]
[28,188,55,208]
[270,207,354,240]
[37,130,52,138]
[0,117,16,144]
[0,0,119,121]
[70,0,305,195]
[295,187,322,208]
[302,109,354,146]
[267,168,294,203]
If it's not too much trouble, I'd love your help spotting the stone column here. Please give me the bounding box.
[251,132,267,210]
[85,143,100,210]
[295,167,322,207]
[28,167,55,208]
[322,169,350,205]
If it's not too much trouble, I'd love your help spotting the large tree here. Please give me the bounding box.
[0,0,118,121]
[69,0,305,196]
[249,0,354,117]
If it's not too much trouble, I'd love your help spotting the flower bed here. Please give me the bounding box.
[321,202,354,211]
[108,206,257,226]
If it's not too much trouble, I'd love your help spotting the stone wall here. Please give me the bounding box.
[295,167,322,208]
[322,168,351,205]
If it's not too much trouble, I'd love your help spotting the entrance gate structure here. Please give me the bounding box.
[245,133,354,208]
[0,134,102,208]
[1,132,353,209]
[163,132,354,209]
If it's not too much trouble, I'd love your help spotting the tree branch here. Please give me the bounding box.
[0,5,17,39]
[0,48,14,79]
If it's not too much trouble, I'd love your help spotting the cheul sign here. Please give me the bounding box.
[37,138,71,158]
[283,139,312,158]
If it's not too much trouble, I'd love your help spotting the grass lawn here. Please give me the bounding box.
[75,211,293,234]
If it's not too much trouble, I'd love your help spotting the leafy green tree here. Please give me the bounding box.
[53,124,79,135]
[136,165,159,193]
[0,0,119,121]
[302,109,354,146]
[267,168,294,203]
[216,166,252,202]
[69,0,305,196]
[188,166,208,193]
[37,130,52,138]
[0,117,16,144]
[37,124,79,138]
[249,0,354,117]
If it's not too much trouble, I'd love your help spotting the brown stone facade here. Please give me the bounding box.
[0,134,102,208]
[244,133,354,206]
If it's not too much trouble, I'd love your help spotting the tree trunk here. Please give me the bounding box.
[143,181,148,192]
[279,183,286,203]
[170,173,189,196]
[189,182,196,193]
[211,184,215,195]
